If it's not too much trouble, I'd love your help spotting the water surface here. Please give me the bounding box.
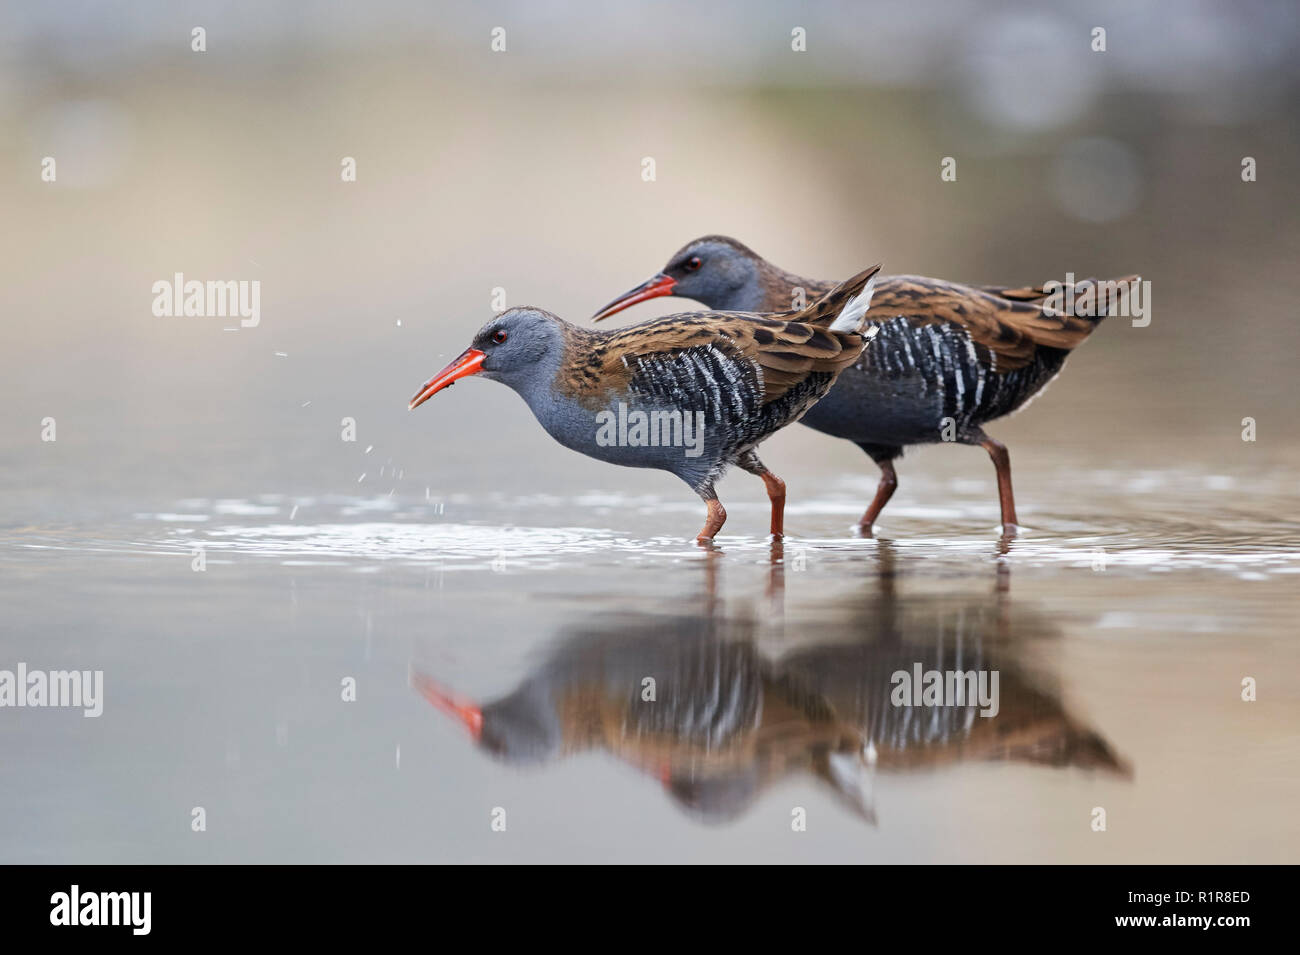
[3,468,1295,863]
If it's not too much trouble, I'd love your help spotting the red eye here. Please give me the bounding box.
[492,330,508,344]
[685,256,702,272]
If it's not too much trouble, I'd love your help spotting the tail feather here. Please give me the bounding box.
[981,274,1141,318]
[793,264,882,333]
[1064,274,1141,323]
[829,275,878,333]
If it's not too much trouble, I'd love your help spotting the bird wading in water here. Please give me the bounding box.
[410,264,882,543]
[593,235,1137,535]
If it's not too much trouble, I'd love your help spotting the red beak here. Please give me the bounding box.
[591,273,676,322]
[408,348,486,410]
[412,670,484,741]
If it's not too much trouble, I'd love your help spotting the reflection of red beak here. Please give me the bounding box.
[591,273,676,322]
[408,348,485,410]
[412,670,483,741]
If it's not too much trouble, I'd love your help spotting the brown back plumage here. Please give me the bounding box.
[869,274,1139,371]
[754,270,1138,373]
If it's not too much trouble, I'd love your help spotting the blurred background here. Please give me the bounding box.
[1,1,1298,863]
[3,0,1299,514]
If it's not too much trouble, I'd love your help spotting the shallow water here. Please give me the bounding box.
[3,467,1296,863]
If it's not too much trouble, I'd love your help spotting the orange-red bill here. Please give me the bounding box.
[408,348,485,410]
[412,671,484,740]
[591,273,676,322]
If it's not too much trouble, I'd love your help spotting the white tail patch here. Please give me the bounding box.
[829,275,877,333]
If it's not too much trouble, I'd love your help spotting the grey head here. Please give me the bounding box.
[591,235,766,320]
[476,683,565,765]
[413,671,563,766]
[408,306,568,411]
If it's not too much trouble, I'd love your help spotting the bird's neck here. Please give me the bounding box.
[756,260,836,312]
[502,323,602,430]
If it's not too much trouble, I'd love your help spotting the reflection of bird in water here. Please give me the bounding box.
[415,578,1129,826]
[780,633,1127,774]
[415,621,864,823]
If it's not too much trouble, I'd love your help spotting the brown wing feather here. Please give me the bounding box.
[740,318,865,403]
[593,313,866,405]
[975,283,1053,302]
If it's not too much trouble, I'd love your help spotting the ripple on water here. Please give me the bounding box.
[5,477,1298,578]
